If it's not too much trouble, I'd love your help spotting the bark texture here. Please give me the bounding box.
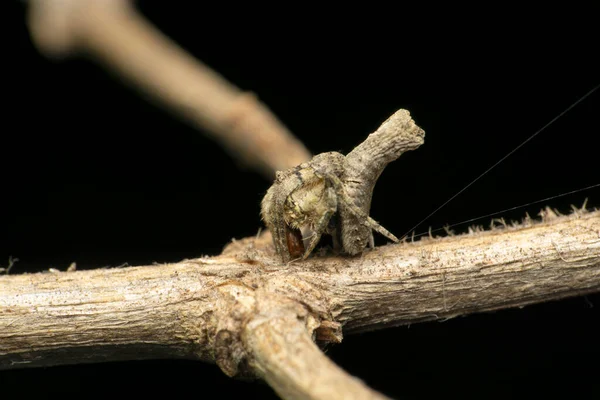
[2,209,599,374]
[244,298,390,400]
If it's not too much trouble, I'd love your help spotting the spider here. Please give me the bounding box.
[261,152,399,262]
[261,109,425,263]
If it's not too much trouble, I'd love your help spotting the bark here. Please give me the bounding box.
[244,298,390,400]
[2,209,599,395]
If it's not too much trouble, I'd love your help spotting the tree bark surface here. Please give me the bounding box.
[2,210,598,372]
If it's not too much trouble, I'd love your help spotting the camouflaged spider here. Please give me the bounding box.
[261,109,425,262]
[261,152,399,262]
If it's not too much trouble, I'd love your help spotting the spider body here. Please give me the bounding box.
[261,109,425,263]
[262,152,397,262]
[262,152,343,262]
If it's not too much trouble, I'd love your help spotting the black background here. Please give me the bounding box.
[2,2,599,399]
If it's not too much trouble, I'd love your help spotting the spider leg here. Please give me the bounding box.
[261,166,307,262]
[323,173,399,243]
[365,216,399,243]
[368,230,375,248]
[302,186,337,259]
[261,185,289,260]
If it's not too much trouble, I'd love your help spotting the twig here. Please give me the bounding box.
[0,256,18,274]
[26,0,311,177]
[244,297,390,400]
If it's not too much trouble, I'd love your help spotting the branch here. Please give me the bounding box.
[27,0,311,177]
[243,293,389,399]
[2,209,599,398]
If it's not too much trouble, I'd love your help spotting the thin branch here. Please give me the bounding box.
[244,296,390,400]
[2,211,599,397]
[27,0,311,177]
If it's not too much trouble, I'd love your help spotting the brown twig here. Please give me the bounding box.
[244,296,390,400]
[27,0,311,178]
[2,210,599,399]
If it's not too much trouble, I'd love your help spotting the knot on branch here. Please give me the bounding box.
[214,282,256,377]
[213,278,343,378]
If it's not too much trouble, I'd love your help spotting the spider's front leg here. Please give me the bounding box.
[323,173,399,254]
[261,164,310,262]
[302,184,337,259]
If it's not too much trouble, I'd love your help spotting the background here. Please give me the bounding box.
[3,2,599,398]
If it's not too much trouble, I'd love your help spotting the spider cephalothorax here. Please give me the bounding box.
[261,109,425,262]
